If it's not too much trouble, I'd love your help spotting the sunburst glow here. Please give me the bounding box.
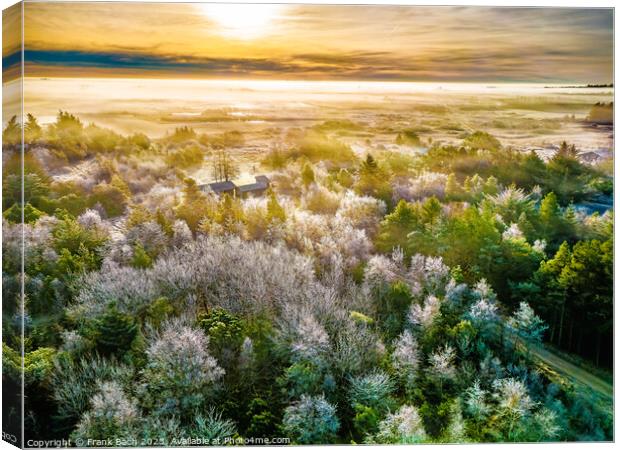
[198,4,284,40]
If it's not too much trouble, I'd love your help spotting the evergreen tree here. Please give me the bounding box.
[131,243,152,269]
[517,212,536,242]
[301,162,316,187]
[483,176,499,196]
[421,196,442,232]
[507,302,548,345]
[25,113,42,143]
[361,153,379,173]
[266,189,286,223]
[91,303,138,357]
[521,151,547,188]
[176,178,213,232]
[445,173,461,200]
[540,192,561,234]
[2,115,21,146]
[198,308,244,362]
[155,208,174,237]
[557,141,578,158]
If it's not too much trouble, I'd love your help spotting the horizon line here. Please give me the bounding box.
[5,75,613,86]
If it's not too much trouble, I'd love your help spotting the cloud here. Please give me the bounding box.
[15,43,612,83]
[16,5,614,83]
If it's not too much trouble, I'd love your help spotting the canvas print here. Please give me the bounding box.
[2,2,614,447]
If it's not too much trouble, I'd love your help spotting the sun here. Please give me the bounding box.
[198,4,284,40]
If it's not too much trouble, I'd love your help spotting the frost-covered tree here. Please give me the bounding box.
[391,172,447,203]
[472,278,497,303]
[506,302,548,344]
[73,262,158,317]
[408,295,441,329]
[316,217,372,270]
[52,357,133,430]
[170,219,193,248]
[282,394,340,444]
[532,239,547,254]
[465,279,501,344]
[463,380,491,421]
[391,329,420,386]
[407,254,451,297]
[77,209,109,233]
[337,191,386,237]
[301,183,341,215]
[528,407,561,441]
[363,254,401,292]
[4,218,56,274]
[125,221,168,258]
[138,409,236,444]
[492,378,535,441]
[290,314,331,365]
[142,323,224,416]
[371,405,427,444]
[466,296,499,326]
[330,321,386,376]
[75,235,320,318]
[427,344,457,382]
[486,187,535,225]
[138,407,237,446]
[72,381,139,440]
[60,330,88,355]
[284,210,372,271]
[502,223,525,242]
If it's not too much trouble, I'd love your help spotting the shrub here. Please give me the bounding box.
[166,145,205,168]
[463,131,502,152]
[396,129,422,146]
[89,181,128,217]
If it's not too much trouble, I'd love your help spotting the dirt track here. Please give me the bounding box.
[529,344,613,400]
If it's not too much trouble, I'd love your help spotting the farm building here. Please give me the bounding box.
[200,175,270,198]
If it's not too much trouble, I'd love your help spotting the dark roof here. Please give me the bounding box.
[198,175,269,195]
[580,151,601,160]
[254,175,270,185]
[237,182,269,193]
[207,181,236,193]
[236,175,270,193]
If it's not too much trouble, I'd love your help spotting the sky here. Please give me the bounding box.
[3,3,614,83]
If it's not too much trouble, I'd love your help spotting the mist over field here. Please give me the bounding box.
[16,77,613,183]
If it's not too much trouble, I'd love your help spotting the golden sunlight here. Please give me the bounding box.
[198,3,284,40]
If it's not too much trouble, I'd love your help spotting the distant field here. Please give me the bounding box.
[19,79,612,158]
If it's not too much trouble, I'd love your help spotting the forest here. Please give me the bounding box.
[2,110,613,444]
